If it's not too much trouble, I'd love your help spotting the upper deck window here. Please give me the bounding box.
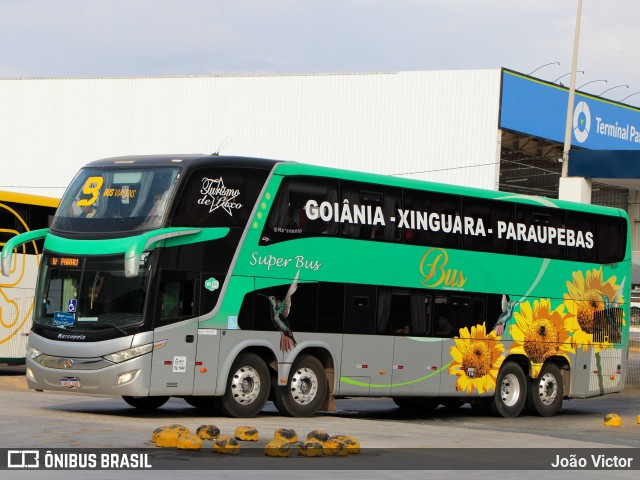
[52,167,181,234]
[171,167,270,228]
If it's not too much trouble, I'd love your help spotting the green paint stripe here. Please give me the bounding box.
[44,228,229,255]
[340,362,452,389]
[521,258,550,300]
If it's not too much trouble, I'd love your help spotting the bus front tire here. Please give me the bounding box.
[273,354,328,417]
[527,363,564,417]
[122,396,169,410]
[490,362,527,418]
[220,352,271,418]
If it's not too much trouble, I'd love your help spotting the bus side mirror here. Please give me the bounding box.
[123,228,203,277]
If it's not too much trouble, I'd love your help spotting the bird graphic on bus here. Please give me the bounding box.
[260,270,300,353]
[492,294,517,336]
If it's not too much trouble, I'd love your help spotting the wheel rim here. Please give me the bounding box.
[500,372,521,407]
[290,367,318,406]
[230,365,261,405]
[537,372,558,406]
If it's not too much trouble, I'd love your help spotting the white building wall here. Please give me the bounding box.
[0,70,502,198]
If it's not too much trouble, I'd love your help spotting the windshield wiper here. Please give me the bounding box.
[93,323,129,335]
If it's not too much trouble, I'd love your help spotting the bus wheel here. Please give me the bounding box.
[273,354,327,417]
[527,363,564,417]
[490,362,526,418]
[220,352,270,418]
[392,397,439,411]
[122,396,169,410]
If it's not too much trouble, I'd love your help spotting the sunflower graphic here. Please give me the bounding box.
[563,268,625,352]
[449,323,505,394]
[509,298,573,376]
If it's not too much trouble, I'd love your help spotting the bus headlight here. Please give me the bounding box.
[27,346,42,360]
[102,340,166,364]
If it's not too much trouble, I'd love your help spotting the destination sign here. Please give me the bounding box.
[50,257,81,267]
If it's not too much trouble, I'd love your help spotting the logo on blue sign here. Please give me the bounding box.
[573,101,591,143]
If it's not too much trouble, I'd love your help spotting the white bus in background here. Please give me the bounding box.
[0,191,58,365]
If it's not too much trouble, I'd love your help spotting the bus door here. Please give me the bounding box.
[390,292,442,397]
[149,271,200,396]
[339,285,394,396]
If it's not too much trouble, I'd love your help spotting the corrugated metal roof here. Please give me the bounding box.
[0,69,501,198]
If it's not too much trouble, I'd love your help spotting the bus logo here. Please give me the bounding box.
[419,248,468,289]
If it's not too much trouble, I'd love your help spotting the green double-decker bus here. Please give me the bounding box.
[1,154,630,418]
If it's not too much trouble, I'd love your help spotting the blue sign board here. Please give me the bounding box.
[53,311,75,327]
[500,70,640,151]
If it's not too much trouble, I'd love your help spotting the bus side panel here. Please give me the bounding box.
[149,318,198,396]
[390,336,442,397]
[570,347,625,398]
[191,327,221,395]
[339,335,394,396]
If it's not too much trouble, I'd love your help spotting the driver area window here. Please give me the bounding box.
[155,271,199,327]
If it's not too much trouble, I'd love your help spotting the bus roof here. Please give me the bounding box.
[273,162,628,219]
[85,154,282,171]
[0,190,60,208]
[83,154,626,219]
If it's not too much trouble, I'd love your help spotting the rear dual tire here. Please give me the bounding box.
[273,354,328,417]
[527,363,564,417]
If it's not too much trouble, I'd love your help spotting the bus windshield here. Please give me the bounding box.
[51,167,181,233]
[34,253,153,330]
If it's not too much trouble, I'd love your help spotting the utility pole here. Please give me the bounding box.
[561,0,583,177]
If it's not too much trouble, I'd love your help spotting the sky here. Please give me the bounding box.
[1,0,639,105]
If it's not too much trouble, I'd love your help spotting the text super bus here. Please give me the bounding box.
[1,154,630,418]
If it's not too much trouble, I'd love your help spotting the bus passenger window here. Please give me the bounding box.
[378,289,412,335]
[340,183,401,242]
[317,283,345,334]
[344,285,376,334]
[261,177,339,245]
[172,168,269,229]
[402,190,462,249]
[424,295,433,335]
[433,295,453,337]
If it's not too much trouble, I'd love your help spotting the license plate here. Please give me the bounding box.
[60,377,81,388]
